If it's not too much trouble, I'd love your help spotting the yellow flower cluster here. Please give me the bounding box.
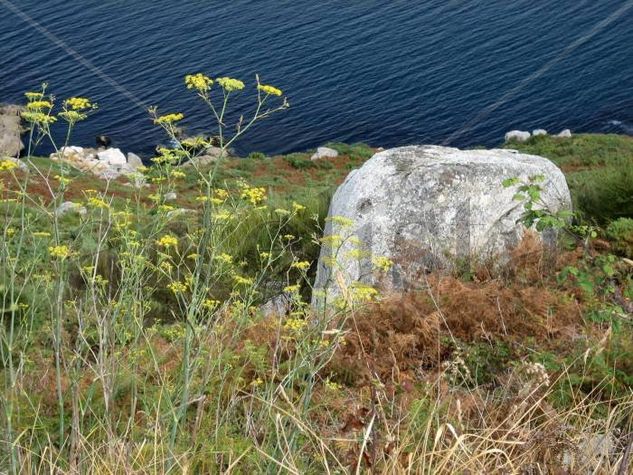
[185,73,214,92]
[283,284,300,293]
[327,216,354,228]
[170,170,186,179]
[65,97,93,110]
[0,159,18,172]
[26,100,53,110]
[291,261,310,271]
[292,202,305,212]
[157,234,178,248]
[257,84,283,96]
[217,77,245,92]
[87,197,109,209]
[168,281,188,294]
[154,113,184,125]
[59,110,87,123]
[49,245,71,259]
[24,92,44,100]
[214,253,233,264]
[202,299,220,310]
[372,256,394,272]
[234,275,254,286]
[350,284,379,301]
[21,111,57,124]
[283,317,307,332]
[240,186,266,205]
[33,231,52,238]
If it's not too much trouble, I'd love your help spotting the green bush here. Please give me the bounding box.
[606,217,633,257]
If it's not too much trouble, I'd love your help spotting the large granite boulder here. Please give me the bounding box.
[0,105,24,158]
[313,145,571,305]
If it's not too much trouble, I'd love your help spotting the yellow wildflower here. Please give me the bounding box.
[21,111,57,124]
[240,186,266,205]
[214,253,233,264]
[283,317,307,332]
[0,160,18,172]
[292,202,305,212]
[216,77,245,92]
[170,170,186,179]
[258,84,283,96]
[291,261,310,271]
[24,92,44,101]
[214,188,229,200]
[234,275,254,286]
[327,216,354,228]
[49,245,71,259]
[32,231,51,238]
[168,281,188,294]
[54,175,71,186]
[87,197,109,209]
[157,234,179,248]
[372,256,394,272]
[203,299,220,310]
[283,284,300,293]
[185,73,214,92]
[154,112,184,125]
[64,97,93,111]
[213,211,231,220]
[59,110,87,123]
[26,100,53,110]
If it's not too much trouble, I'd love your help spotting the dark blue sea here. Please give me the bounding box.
[1,0,633,158]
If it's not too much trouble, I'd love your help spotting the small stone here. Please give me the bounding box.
[532,129,548,136]
[55,201,87,217]
[97,148,127,166]
[557,129,572,138]
[127,152,143,169]
[504,130,531,142]
[164,192,177,201]
[311,146,339,161]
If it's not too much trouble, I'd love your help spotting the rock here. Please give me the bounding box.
[504,130,531,143]
[166,208,196,219]
[557,129,572,138]
[261,293,292,317]
[561,433,614,473]
[311,146,339,161]
[127,152,143,169]
[532,129,548,136]
[0,105,24,158]
[55,201,87,217]
[164,192,177,202]
[179,146,226,168]
[313,145,571,306]
[97,148,127,166]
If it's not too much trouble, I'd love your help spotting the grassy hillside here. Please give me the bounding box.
[1,135,633,473]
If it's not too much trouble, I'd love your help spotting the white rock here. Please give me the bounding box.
[0,105,24,157]
[532,129,548,136]
[164,192,177,201]
[127,152,143,169]
[557,129,572,138]
[313,145,572,306]
[504,130,531,142]
[97,148,127,166]
[311,146,339,161]
[55,201,87,217]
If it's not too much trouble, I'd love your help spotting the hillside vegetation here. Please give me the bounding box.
[1,82,632,473]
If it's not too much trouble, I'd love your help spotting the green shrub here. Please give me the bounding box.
[606,217,633,257]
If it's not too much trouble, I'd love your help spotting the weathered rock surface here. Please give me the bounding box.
[0,105,24,158]
[51,146,141,180]
[55,201,87,217]
[504,130,531,142]
[127,152,143,169]
[557,129,572,138]
[311,146,339,161]
[313,145,571,305]
[97,148,126,166]
[532,129,548,136]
